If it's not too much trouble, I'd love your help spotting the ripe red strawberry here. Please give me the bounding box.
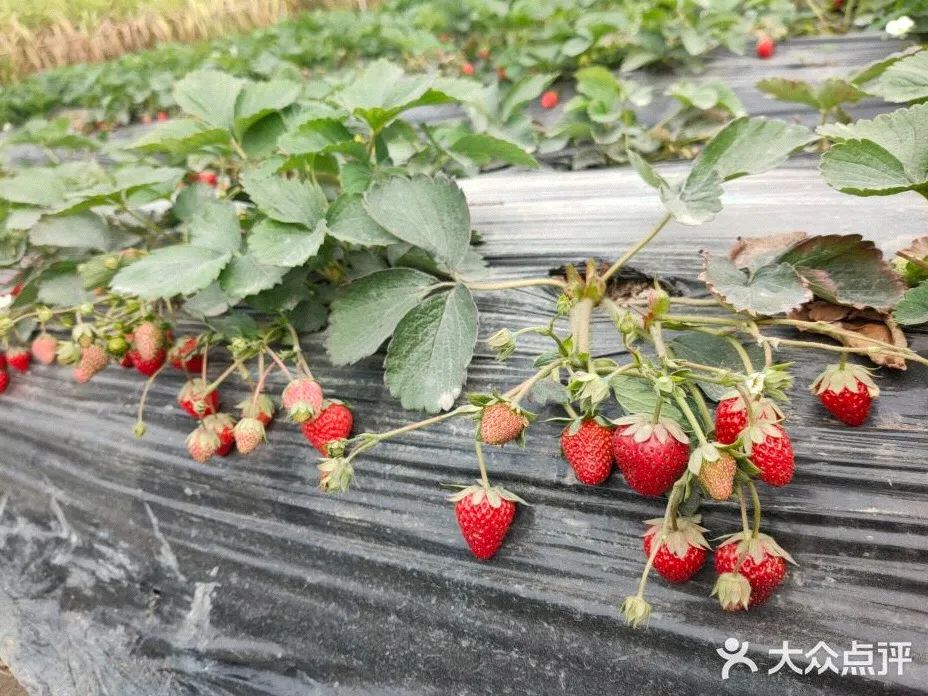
[157,111,169,121]
[177,379,219,419]
[612,414,689,496]
[756,35,775,59]
[479,401,529,445]
[186,426,220,463]
[234,417,265,454]
[643,516,710,584]
[31,333,58,365]
[0,353,5,370]
[202,413,236,456]
[560,417,613,485]
[0,369,8,394]
[238,394,275,426]
[714,395,782,444]
[449,484,523,560]
[744,423,794,487]
[196,171,218,187]
[7,347,30,372]
[129,348,166,376]
[301,401,354,455]
[713,532,794,609]
[169,336,204,373]
[461,61,475,76]
[120,352,134,368]
[811,363,878,427]
[73,344,109,383]
[282,377,323,422]
[540,90,559,109]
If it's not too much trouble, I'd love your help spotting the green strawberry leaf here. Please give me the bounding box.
[174,70,245,131]
[894,280,928,326]
[819,103,928,198]
[247,218,326,267]
[363,175,471,269]
[756,77,866,111]
[336,59,456,133]
[240,169,328,227]
[219,253,287,300]
[37,271,92,307]
[610,375,684,424]
[111,245,231,299]
[668,80,745,115]
[861,50,928,103]
[233,78,302,138]
[448,133,539,168]
[188,199,241,253]
[29,212,114,251]
[776,234,904,311]
[632,117,814,225]
[326,268,437,366]
[668,333,765,401]
[130,118,230,154]
[277,118,355,156]
[384,284,478,413]
[0,168,67,207]
[326,194,399,246]
[700,254,812,317]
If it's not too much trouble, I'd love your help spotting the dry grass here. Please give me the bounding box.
[0,661,26,696]
[0,0,365,79]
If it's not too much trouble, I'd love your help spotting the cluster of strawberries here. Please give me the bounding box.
[1,318,355,466]
[451,361,878,613]
[183,372,354,464]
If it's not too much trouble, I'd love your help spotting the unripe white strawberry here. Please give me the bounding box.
[234,417,266,454]
[31,333,58,365]
[237,393,275,425]
[282,378,323,422]
[186,426,220,463]
[73,344,109,383]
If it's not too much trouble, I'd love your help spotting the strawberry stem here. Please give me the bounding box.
[463,277,568,291]
[737,485,751,535]
[601,211,672,283]
[265,347,294,380]
[251,353,271,409]
[135,361,167,434]
[474,438,491,489]
[725,335,754,373]
[203,359,245,395]
[746,479,763,539]
[673,392,708,446]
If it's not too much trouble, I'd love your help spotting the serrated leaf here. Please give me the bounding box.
[234,79,302,137]
[645,117,814,225]
[37,272,92,307]
[241,113,287,159]
[188,199,241,253]
[777,234,904,310]
[863,51,928,103]
[326,268,437,365]
[219,253,287,299]
[500,73,557,120]
[690,117,815,183]
[0,169,66,207]
[174,70,245,130]
[336,59,455,132]
[247,218,325,266]
[449,133,538,168]
[384,285,478,413]
[277,118,354,155]
[701,254,811,317]
[669,333,765,401]
[364,176,471,269]
[894,281,928,325]
[611,375,684,423]
[819,103,928,197]
[29,212,113,250]
[240,169,328,227]
[111,245,230,299]
[130,118,230,154]
[326,194,398,246]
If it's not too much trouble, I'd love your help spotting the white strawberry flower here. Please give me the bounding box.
[886,16,914,37]
[0,293,13,309]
